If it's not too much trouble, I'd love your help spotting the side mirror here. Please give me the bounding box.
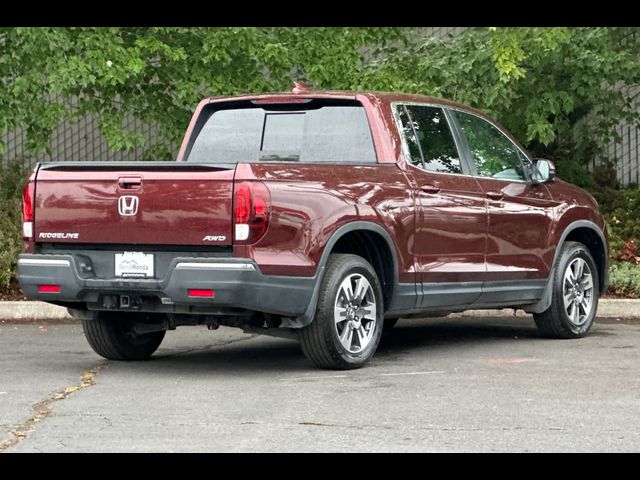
[531,158,556,184]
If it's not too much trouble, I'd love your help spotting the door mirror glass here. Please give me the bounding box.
[531,159,556,184]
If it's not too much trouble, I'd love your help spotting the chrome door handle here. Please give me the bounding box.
[118,176,142,189]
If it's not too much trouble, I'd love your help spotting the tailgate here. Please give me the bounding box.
[34,163,235,246]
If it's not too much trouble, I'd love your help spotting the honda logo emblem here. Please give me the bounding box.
[118,196,139,216]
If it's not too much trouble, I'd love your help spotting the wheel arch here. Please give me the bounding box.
[556,220,608,292]
[525,220,609,314]
[292,221,400,327]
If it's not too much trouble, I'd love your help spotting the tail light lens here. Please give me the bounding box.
[233,181,271,244]
[234,184,251,224]
[22,179,35,239]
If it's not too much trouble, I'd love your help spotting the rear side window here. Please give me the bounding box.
[396,105,463,174]
[186,104,377,164]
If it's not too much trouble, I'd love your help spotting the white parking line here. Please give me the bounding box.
[288,374,350,380]
[284,370,445,381]
[379,371,445,377]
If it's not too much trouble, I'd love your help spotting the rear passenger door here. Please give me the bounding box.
[450,109,556,297]
[395,104,487,308]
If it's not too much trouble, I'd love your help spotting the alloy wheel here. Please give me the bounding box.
[333,273,377,353]
[562,257,594,327]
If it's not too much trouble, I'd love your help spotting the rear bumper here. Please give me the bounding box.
[17,254,315,317]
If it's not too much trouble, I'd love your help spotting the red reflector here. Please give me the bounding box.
[38,285,61,293]
[188,289,215,298]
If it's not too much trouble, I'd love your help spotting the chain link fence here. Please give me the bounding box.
[0,104,167,172]
[598,84,640,186]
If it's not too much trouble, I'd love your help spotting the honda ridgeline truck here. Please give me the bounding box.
[17,85,609,369]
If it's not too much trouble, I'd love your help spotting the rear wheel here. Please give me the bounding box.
[299,254,384,370]
[81,312,165,360]
[534,241,599,339]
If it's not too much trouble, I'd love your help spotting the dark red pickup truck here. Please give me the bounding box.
[18,86,609,369]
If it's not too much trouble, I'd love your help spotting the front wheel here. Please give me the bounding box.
[534,241,599,339]
[299,254,384,370]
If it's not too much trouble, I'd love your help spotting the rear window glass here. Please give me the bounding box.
[186,104,376,164]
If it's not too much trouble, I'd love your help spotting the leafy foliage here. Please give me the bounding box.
[2,27,640,295]
[608,262,640,298]
[363,27,640,179]
[0,203,20,288]
[0,27,402,159]
[2,27,639,174]
[591,186,640,298]
[0,161,26,288]
[618,240,640,265]
[593,186,640,260]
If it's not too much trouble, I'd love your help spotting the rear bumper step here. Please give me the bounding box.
[17,254,315,318]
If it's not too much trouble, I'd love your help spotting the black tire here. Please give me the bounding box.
[299,254,384,370]
[81,312,165,361]
[534,241,599,339]
[383,318,399,331]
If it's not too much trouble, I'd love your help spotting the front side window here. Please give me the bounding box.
[186,103,376,164]
[454,110,529,181]
[396,105,463,174]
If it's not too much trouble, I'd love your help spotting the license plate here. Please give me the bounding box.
[115,252,154,278]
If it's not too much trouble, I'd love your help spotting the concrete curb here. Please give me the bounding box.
[459,298,640,319]
[0,299,638,323]
[0,302,73,322]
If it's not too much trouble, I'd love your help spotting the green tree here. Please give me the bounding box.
[1,27,639,181]
[0,27,401,160]
[363,27,640,186]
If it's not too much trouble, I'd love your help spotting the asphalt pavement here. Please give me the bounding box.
[1,315,639,452]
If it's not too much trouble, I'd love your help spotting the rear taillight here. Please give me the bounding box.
[22,179,35,239]
[234,184,251,224]
[233,181,271,244]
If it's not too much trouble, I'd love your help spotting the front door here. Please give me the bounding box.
[451,109,557,305]
[395,104,487,308]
